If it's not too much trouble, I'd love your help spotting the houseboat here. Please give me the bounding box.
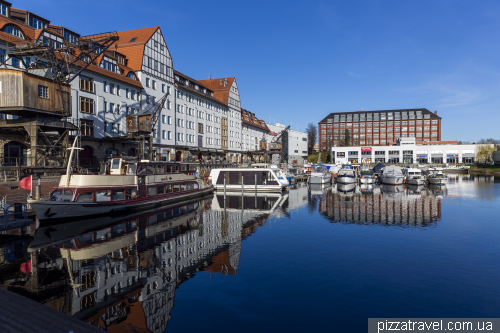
[403,167,425,186]
[379,165,404,185]
[27,156,214,225]
[337,165,357,184]
[209,168,288,192]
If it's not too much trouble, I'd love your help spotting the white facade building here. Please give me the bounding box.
[330,137,484,165]
[266,123,308,165]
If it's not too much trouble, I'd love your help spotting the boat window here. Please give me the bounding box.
[174,165,180,173]
[76,192,94,202]
[149,215,158,225]
[166,165,173,173]
[127,164,137,175]
[127,221,137,232]
[126,189,137,200]
[99,164,108,175]
[147,165,155,174]
[261,171,268,185]
[138,165,147,174]
[181,165,187,172]
[157,186,165,195]
[96,190,111,202]
[156,165,165,174]
[193,183,198,189]
[148,186,157,196]
[181,184,187,191]
[95,229,111,241]
[187,183,193,190]
[111,159,120,170]
[166,185,172,193]
[51,190,62,201]
[62,190,73,202]
[76,233,94,244]
[112,190,125,201]
[173,184,180,192]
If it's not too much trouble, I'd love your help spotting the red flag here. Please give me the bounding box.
[20,176,31,190]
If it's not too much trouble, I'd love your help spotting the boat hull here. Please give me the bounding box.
[28,186,214,226]
[405,178,425,186]
[381,176,404,185]
[359,178,376,184]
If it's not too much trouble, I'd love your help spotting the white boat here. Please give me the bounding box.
[379,165,404,185]
[309,165,331,184]
[337,165,357,184]
[403,167,425,186]
[359,171,376,184]
[426,168,447,185]
[209,167,288,192]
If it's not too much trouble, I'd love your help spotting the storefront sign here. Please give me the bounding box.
[417,154,427,157]
[337,152,345,157]
[269,131,278,136]
[361,147,372,151]
[447,154,458,157]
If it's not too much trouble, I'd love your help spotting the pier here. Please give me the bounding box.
[0,288,102,333]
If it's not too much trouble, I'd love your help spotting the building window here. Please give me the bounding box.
[0,49,4,62]
[3,26,25,39]
[152,80,156,90]
[38,85,49,99]
[146,78,150,87]
[79,76,94,92]
[168,131,172,140]
[80,97,94,114]
[11,57,19,67]
[81,120,94,136]
[0,4,7,17]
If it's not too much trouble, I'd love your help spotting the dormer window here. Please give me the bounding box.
[29,17,46,29]
[127,72,137,80]
[3,25,24,40]
[0,4,7,17]
[64,31,77,44]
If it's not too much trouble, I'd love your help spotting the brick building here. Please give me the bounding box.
[318,108,441,151]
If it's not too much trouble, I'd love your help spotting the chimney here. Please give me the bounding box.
[224,78,227,87]
[434,110,438,115]
[220,79,222,85]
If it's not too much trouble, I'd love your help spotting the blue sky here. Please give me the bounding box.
[21,0,500,141]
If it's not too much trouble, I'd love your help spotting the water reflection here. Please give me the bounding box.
[318,183,443,227]
[0,192,290,332]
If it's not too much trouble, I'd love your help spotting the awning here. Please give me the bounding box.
[199,148,208,152]
[189,147,198,151]
[209,149,217,152]
[217,149,225,153]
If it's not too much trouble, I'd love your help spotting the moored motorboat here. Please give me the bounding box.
[403,167,425,186]
[426,168,447,185]
[28,156,214,225]
[209,167,289,192]
[309,165,331,184]
[337,165,357,184]
[379,165,404,185]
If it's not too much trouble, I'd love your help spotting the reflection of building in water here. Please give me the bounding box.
[2,193,276,333]
[318,185,442,226]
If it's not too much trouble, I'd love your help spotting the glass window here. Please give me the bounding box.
[112,190,125,201]
[158,186,165,195]
[194,183,198,189]
[138,165,147,174]
[96,190,111,202]
[166,165,173,173]
[181,184,187,191]
[187,183,193,190]
[173,184,180,192]
[148,186,157,196]
[156,165,165,174]
[147,165,155,174]
[61,190,73,202]
[126,189,137,199]
[166,185,172,193]
[76,192,93,202]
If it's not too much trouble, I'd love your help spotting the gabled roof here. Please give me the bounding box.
[197,77,235,105]
[241,109,270,132]
[110,27,159,71]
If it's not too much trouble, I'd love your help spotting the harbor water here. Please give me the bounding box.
[1,175,499,332]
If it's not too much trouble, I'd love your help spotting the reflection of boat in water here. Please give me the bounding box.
[360,184,375,194]
[212,192,287,214]
[380,184,404,199]
[29,195,211,252]
[405,184,425,194]
[427,184,448,197]
[337,183,356,194]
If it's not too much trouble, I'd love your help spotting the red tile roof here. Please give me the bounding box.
[197,77,235,105]
[107,27,159,71]
[0,16,35,41]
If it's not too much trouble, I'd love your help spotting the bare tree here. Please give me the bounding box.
[306,123,317,154]
[478,138,500,144]
[343,129,351,147]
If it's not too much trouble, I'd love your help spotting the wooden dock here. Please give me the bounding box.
[0,287,102,333]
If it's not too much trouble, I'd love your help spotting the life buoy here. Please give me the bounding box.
[205,176,209,183]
